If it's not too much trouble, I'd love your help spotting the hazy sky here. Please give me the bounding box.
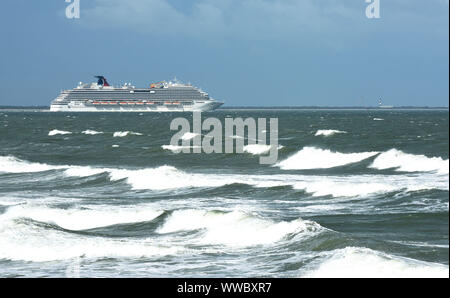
[0,0,448,107]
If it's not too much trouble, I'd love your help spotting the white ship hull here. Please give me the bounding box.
[50,100,222,112]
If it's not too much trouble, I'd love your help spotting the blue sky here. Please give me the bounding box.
[0,0,448,107]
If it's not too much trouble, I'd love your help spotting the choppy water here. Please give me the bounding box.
[0,109,448,277]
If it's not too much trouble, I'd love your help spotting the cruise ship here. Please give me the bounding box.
[50,76,223,112]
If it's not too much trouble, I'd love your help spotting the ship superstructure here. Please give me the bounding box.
[50,76,223,112]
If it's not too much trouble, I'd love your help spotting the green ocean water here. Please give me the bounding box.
[0,109,448,277]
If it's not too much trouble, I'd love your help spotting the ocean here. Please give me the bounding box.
[0,109,448,278]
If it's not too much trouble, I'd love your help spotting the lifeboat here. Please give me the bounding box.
[109,102,117,105]
[135,102,144,105]
[127,102,135,105]
[119,102,127,105]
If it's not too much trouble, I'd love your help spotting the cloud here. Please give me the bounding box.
[81,0,448,44]
[82,0,358,36]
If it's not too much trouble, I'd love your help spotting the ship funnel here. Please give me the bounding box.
[95,76,110,86]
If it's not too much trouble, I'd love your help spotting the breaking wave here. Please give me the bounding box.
[1,155,447,197]
[63,166,108,177]
[0,155,63,173]
[0,206,323,261]
[157,209,323,247]
[108,166,227,190]
[292,180,397,197]
[315,129,347,137]
[0,155,105,176]
[303,247,449,278]
[1,204,163,231]
[104,165,447,196]
[0,219,180,262]
[276,147,379,170]
[370,149,449,174]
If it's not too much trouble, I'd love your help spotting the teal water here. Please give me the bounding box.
[0,109,448,277]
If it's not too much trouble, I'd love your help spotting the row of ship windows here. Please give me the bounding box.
[68,91,202,95]
[58,100,194,105]
[68,98,205,100]
[68,95,203,98]
[67,94,205,98]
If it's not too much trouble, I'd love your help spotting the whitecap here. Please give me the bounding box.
[48,129,72,136]
[243,144,284,155]
[99,164,448,196]
[113,131,142,137]
[82,130,103,135]
[161,145,201,153]
[181,132,199,140]
[63,166,108,177]
[275,147,379,170]
[370,149,449,174]
[108,166,223,190]
[315,129,347,137]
